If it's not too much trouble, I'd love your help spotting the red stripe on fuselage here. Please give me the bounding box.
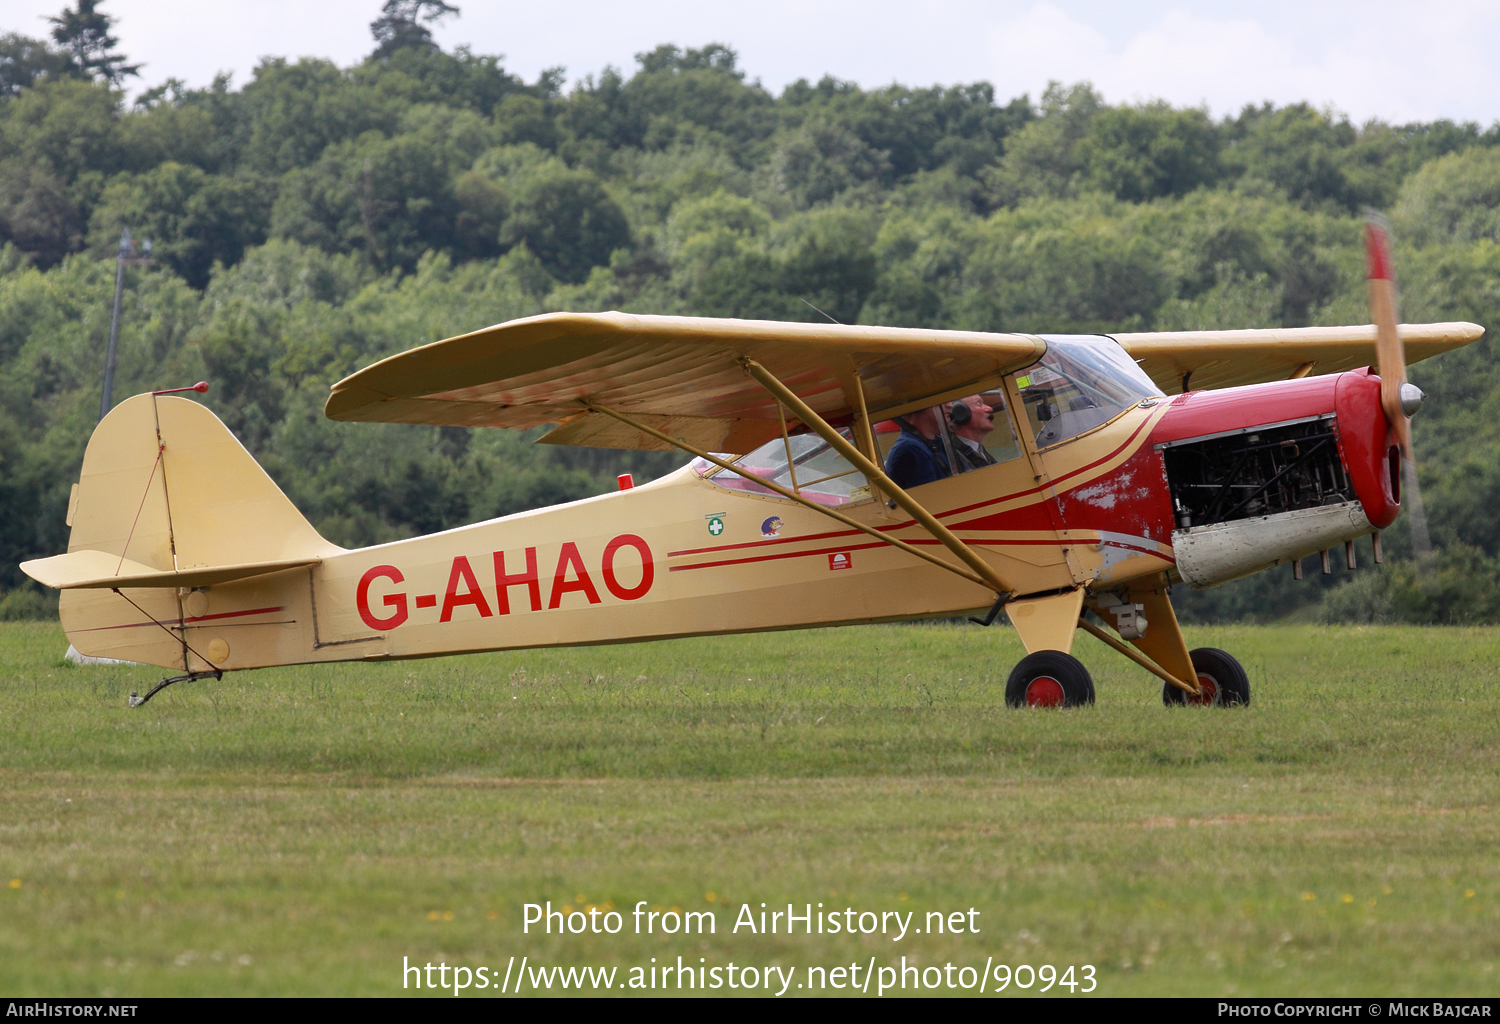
[673,411,1162,560]
[73,604,288,632]
[669,536,1081,573]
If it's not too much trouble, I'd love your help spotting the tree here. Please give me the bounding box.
[0,162,83,267]
[493,94,557,149]
[982,82,1104,206]
[499,167,631,283]
[450,170,508,260]
[779,78,1029,182]
[1227,103,1368,211]
[269,132,461,272]
[768,120,892,208]
[238,58,401,176]
[0,77,125,184]
[1077,103,1223,202]
[369,0,460,58]
[87,163,273,288]
[688,252,800,320]
[1392,148,1500,247]
[46,0,139,85]
[0,33,72,97]
[609,44,775,154]
[778,210,878,323]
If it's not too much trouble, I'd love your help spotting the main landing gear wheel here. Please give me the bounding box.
[1163,647,1251,707]
[1005,651,1095,708]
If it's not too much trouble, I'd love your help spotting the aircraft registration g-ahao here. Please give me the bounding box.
[21,221,1484,708]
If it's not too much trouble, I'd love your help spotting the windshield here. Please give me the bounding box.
[1014,335,1165,449]
[697,429,871,506]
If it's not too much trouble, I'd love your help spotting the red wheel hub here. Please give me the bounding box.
[1187,674,1220,706]
[1026,676,1066,708]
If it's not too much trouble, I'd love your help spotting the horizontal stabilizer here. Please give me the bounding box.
[22,549,320,590]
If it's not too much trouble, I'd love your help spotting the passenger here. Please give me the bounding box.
[948,395,999,470]
[884,407,951,489]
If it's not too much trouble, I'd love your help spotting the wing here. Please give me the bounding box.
[325,312,1046,453]
[1113,322,1483,394]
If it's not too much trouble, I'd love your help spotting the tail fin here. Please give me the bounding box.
[23,393,341,588]
[23,394,342,669]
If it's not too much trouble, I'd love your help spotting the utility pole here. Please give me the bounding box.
[99,229,152,422]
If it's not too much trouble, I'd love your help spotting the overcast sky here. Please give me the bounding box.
[7,0,1499,125]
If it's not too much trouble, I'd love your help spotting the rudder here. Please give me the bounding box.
[64,393,340,571]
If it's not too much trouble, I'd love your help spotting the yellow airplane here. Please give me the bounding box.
[21,221,1482,708]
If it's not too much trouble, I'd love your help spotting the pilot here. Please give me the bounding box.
[948,395,999,470]
[884,407,951,489]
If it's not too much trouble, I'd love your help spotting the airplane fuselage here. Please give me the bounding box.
[59,369,1397,674]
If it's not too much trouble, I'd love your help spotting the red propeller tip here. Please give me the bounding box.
[1365,220,1394,282]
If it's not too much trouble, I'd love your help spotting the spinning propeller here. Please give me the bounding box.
[1365,212,1432,559]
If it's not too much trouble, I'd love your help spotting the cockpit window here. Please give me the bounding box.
[950,391,1022,468]
[697,429,871,506]
[1014,335,1165,449]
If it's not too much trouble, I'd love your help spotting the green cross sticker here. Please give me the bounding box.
[707,516,725,536]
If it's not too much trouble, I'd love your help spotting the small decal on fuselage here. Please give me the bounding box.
[761,516,783,537]
[828,551,852,571]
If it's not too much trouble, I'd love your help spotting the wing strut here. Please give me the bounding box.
[741,359,1014,598]
[584,403,993,589]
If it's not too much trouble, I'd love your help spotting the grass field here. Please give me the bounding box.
[1,620,1497,997]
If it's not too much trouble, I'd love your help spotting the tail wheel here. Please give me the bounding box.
[1163,647,1250,707]
[1006,651,1095,708]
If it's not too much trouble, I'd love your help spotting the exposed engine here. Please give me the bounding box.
[1149,373,1401,589]
[1160,415,1356,530]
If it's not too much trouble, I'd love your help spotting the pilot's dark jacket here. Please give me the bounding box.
[884,424,951,489]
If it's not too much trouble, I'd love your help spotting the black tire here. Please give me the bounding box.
[1005,650,1095,708]
[1163,647,1251,707]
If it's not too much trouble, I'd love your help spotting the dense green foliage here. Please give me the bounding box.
[3,5,1499,622]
